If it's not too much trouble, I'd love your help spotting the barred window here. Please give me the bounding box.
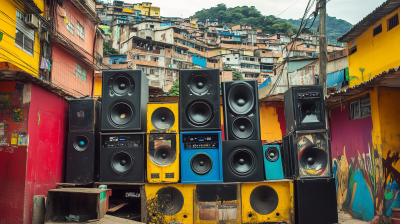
[67,21,74,35]
[15,9,34,55]
[77,21,84,39]
[75,63,87,82]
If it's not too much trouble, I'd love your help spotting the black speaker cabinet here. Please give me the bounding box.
[222,80,260,140]
[66,132,98,183]
[179,69,221,131]
[99,133,145,183]
[284,85,325,133]
[294,178,338,224]
[222,140,264,183]
[101,70,149,132]
[281,134,294,179]
[69,98,100,132]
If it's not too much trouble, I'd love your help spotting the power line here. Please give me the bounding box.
[276,0,302,17]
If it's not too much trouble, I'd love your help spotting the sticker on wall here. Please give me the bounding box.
[0,123,4,135]
[18,132,28,146]
[0,93,11,109]
[11,132,17,145]
[12,107,23,122]
[0,136,7,145]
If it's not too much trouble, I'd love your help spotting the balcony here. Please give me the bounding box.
[240,59,259,65]
[241,67,260,73]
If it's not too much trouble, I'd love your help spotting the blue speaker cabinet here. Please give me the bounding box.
[180,131,223,183]
[263,145,285,180]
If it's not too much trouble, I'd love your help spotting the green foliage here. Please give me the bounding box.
[168,79,179,96]
[103,41,119,56]
[232,71,243,80]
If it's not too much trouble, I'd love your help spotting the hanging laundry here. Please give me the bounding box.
[46,59,52,72]
[40,57,49,70]
[64,16,68,25]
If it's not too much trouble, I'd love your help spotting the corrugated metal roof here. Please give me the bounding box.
[338,0,400,42]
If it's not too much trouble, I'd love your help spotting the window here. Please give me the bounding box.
[155,12,158,15]
[75,63,87,82]
[226,58,230,61]
[349,46,357,55]
[77,22,84,39]
[350,97,371,120]
[67,21,74,35]
[388,14,399,31]
[15,9,34,55]
[262,51,265,53]
[373,24,382,36]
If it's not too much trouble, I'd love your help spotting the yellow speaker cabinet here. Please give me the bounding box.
[147,102,179,133]
[146,184,195,224]
[147,134,179,183]
[241,180,294,224]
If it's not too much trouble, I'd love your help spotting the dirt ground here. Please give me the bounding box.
[338,210,369,224]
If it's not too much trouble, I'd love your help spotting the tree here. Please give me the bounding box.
[168,79,179,96]
[233,71,243,80]
[103,41,118,55]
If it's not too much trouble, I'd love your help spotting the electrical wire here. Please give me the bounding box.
[276,0,303,17]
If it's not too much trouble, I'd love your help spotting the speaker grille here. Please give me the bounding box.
[297,133,329,177]
[156,187,184,215]
[151,107,175,131]
[150,146,175,166]
[250,185,279,215]
[186,101,213,126]
[72,135,89,152]
[232,117,254,139]
[229,147,256,176]
[109,100,135,127]
[109,73,135,96]
[191,153,212,175]
[110,151,133,175]
[227,82,255,115]
[265,146,279,162]
[188,72,212,95]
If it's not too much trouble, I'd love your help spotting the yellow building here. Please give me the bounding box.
[0,0,44,77]
[133,2,160,18]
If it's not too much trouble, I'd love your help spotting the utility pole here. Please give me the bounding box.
[319,0,327,97]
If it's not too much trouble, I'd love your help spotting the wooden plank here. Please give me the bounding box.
[140,185,147,223]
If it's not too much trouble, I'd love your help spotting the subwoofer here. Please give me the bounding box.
[147,134,179,183]
[221,80,260,140]
[66,132,98,183]
[69,98,100,132]
[263,145,285,180]
[146,184,195,224]
[294,178,338,224]
[241,181,294,224]
[147,102,178,133]
[284,85,325,133]
[99,133,145,182]
[179,69,221,131]
[101,70,148,132]
[222,140,264,183]
[180,132,223,183]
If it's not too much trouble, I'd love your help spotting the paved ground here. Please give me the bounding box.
[338,209,369,224]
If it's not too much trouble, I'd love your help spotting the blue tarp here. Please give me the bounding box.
[327,70,345,87]
[258,77,271,89]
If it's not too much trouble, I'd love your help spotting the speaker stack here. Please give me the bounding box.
[283,85,338,224]
[99,70,148,183]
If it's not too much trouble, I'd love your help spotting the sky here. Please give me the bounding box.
[123,0,386,25]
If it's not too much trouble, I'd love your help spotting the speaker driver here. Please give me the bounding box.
[152,146,175,166]
[265,147,279,162]
[156,187,184,215]
[250,185,279,215]
[109,73,135,96]
[229,147,256,176]
[72,135,89,152]
[187,101,213,126]
[111,151,133,174]
[232,117,254,139]
[299,146,328,176]
[227,83,255,115]
[191,153,212,175]
[188,72,211,95]
[109,101,135,127]
[151,107,175,130]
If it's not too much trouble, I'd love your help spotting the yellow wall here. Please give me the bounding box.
[150,6,160,18]
[133,2,160,18]
[190,20,198,29]
[211,48,227,54]
[0,0,44,77]
[347,7,400,87]
[93,75,102,98]
[259,102,285,143]
[123,8,133,13]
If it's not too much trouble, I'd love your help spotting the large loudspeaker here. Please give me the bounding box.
[146,184,195,223]
[222,140,264,183]
[66,132,98,183]
[241,181,294,224]
[221,80,260,140]
[99,133,145,182]
[147,102,178,133]
[69,98,100,132]
[101,70,148,132]
[263,145,285,180]
[294,178,338,224]
[147,134,179,183]
[194,184,241,223]
[284,85,325,133]
[179,69,221,131]
[180,132,223,183]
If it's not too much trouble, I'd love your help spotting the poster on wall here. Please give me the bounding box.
[11,132,17,145]
[18,132,28,146]
[12,107,24,122]
[0,93,11,109]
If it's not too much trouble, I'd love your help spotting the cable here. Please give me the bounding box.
[276,0,302,17]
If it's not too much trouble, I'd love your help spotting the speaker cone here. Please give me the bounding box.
[188,72,211,95]
[191,153,212,175]
[111,151,133,174]
[265,147,279,162]
[250,185,279,215]
[187,101,213,126]
[297,133,328,176]
[229,147,256,176]
[109,101,135,127]
[156,187,184,215]
[151,146,175,166]
[109,73,135,96]
[232,117,254,139]
[151,107,175,131]
[72,135,89,152]
[227,82,255,115]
